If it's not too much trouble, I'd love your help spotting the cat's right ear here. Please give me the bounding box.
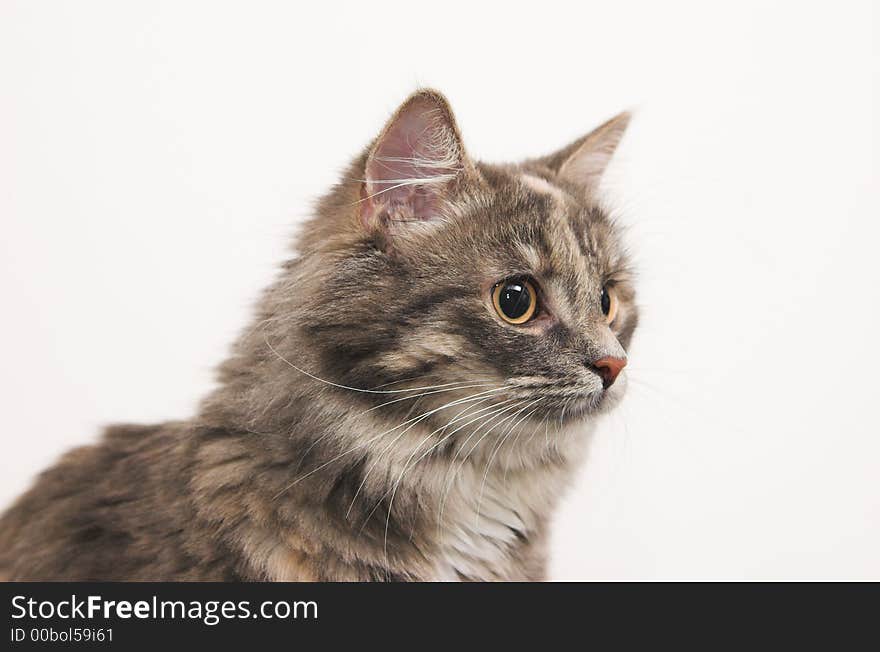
[360,90,469,234]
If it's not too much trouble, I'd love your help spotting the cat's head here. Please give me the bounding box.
[266,90,636,431]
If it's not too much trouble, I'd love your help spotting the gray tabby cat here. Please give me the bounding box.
[0,90,637,581]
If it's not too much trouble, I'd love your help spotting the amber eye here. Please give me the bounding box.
[492,278,538,324]
[600,285,618,324]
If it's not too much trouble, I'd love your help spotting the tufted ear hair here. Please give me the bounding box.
[360,90,468,232]
[540,111,631,191]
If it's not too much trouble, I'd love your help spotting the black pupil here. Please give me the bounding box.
[498,282,532,319]
[600,287,611,315]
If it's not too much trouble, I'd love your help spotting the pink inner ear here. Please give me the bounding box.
[360,180,438,228]
[363,98,461,228]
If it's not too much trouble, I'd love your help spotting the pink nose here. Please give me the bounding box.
[590,356,627,389]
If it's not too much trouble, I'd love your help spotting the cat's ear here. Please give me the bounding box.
[361,90,468,232]
[541,111,631,191]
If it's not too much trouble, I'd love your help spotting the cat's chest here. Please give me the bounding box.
[427,422,592,581]
[433,489,526,580]
[429,462,566,581]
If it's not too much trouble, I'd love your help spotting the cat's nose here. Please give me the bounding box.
[588,356,627,389]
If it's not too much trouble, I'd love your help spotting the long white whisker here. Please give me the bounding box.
[435,400,529,536]
[367,398,520,525]
[294,381,498,472]
[265,338,493,395]
[272,387,506,500]
[358,399,520,530]
[475,401,541,529]
[361,383,499,414]
[380,399,524,563]
[345,393,506,518]
[508,408,550,481]
[369,374,493,390]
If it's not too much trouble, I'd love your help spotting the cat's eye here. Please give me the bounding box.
[601,285,618,324]
[492,278,538,324]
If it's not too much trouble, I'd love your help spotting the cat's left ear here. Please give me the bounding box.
[361,90,470,233]
[540,111,631,192]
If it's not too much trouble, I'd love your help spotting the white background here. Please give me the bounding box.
[1,1,877,580]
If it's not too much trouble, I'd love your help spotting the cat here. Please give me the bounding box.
[0,89,637,581]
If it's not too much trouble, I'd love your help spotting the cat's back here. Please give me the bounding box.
[0,422,239,581]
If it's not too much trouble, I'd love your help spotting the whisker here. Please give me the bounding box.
[293,380,500,472]
[435,400,530,537]
[357,399,520,535]
[272,387,507,500]
[368,374,494,390]
[361,382,499,415]
[382,399,526,562]
[505,407,548,482]
[265,337,494,395]
[345,393,509,518]
[474,401,541,529]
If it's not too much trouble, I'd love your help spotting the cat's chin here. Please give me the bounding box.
[562,397,607,422]
[556,376,628,423]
